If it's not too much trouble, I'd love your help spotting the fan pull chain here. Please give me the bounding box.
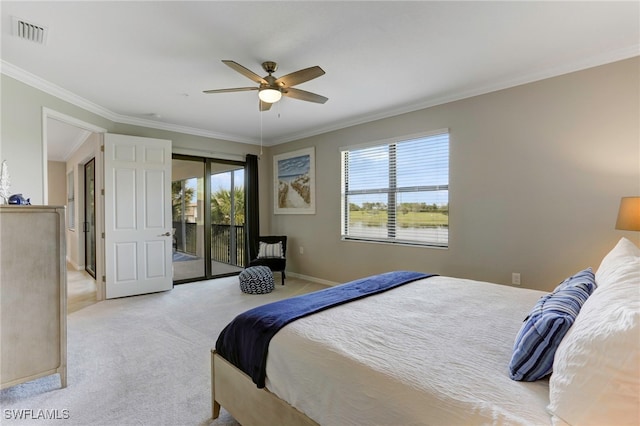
[259,107,263,156]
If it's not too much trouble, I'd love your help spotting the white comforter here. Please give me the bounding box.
[265,276,552,426]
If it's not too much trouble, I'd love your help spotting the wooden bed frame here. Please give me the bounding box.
[211,350,319,426]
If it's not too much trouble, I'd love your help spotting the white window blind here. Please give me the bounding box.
[341,132,449,247]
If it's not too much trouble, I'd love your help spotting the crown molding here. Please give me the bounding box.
[2,60,118,120]
[1,60,260,145]
[4,44,639,147]
[269,46,640,145]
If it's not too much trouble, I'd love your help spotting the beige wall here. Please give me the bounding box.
[0,77,113,205]
[0,74,270,215]
[2,58,638,292]
[0,74,271,233]
[270,57,640,291]
[47,161,66,206]
[1,74,268,296]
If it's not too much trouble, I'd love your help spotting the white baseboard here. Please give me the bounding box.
[286,271,339,287]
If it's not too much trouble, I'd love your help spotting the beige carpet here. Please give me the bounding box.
[0,276,327,425]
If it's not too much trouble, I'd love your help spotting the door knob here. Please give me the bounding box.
[160,231,171,237]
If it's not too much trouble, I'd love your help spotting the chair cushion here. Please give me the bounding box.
[257,241,284,258]
[239,266,275,294]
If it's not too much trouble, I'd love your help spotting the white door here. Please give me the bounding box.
[104,134,172,299]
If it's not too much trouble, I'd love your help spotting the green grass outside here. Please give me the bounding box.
[348,210,448,227]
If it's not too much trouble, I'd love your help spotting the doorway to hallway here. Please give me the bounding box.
[67,263,97,313]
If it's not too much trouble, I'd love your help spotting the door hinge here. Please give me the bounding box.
[100,145,104,152]
[102,275,106,282]
[102,232,105,238]
[101,188,104,196]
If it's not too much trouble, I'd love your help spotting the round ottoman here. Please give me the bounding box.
[239,266,274,294]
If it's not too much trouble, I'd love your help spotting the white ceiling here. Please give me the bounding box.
[46,117,91,161]
[1,1,638,160]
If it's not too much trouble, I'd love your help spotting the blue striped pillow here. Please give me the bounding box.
[552,267,598,294]
[509,268,596,381]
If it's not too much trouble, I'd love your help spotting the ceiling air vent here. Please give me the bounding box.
[12,16,48,44]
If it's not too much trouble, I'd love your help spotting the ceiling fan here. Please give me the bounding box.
[203,60,328,111]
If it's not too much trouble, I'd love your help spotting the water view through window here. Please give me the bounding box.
[341,132,449,247]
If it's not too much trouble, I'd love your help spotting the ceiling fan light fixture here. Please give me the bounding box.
[204,60,327,111]
[258,88,282,103]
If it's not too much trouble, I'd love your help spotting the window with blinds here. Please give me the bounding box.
[340,131,449,247]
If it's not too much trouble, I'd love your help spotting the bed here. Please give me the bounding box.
[211,238,639,426]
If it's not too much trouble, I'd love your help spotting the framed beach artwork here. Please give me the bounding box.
[274,147,316,214]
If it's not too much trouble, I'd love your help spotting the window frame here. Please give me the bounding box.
[340,129,449,248]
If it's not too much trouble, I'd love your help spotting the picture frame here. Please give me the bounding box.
[274,147,316,214]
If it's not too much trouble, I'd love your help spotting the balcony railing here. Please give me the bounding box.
[212,224,245,267]
[172,222,245,267]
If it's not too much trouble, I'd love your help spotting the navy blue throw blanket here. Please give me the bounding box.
[215,270,435,388]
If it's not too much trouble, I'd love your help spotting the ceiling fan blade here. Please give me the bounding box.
[259,100,273,112]
[203,87,258,94]
[222,60,267,85]
[283,88,328,104]
[275,66,325,88]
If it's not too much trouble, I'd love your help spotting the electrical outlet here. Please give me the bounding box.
[512,273,521,285]
[299,246,304,255]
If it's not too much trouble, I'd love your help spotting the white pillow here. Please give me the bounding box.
[595,237,640,289]
[548,239,640,425]
[257,241,283,259]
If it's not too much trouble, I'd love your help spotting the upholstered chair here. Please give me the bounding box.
[248,236,287,285]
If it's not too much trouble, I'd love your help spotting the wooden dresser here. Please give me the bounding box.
[0,205,67,389]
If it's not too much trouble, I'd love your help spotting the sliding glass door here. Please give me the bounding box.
[210,164,245,276]
[172,157,204,282]
[172,155,245,283]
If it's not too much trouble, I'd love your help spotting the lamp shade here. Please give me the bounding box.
[615,196,640,231]
[258,88,282,103]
